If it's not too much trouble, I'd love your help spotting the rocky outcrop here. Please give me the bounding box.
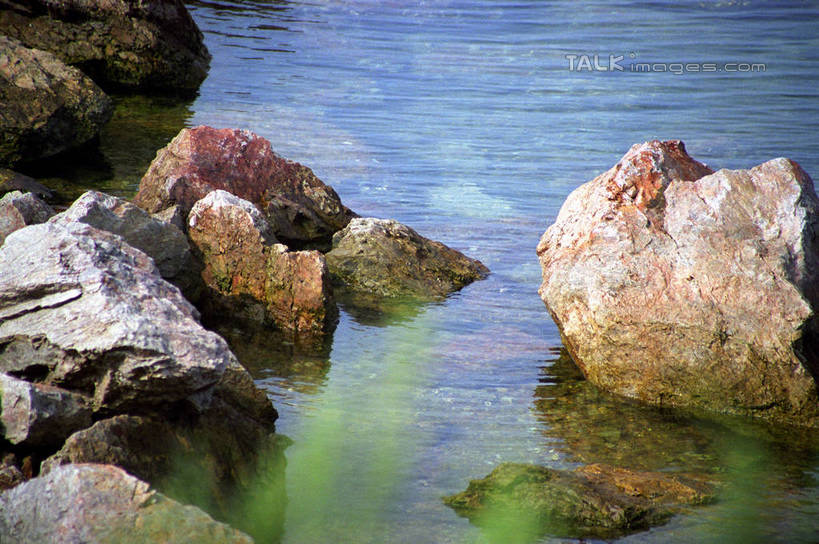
[537,140,819,427]
[0,190,55,244]
[444,462,713,539]
[0,0,210,93]
[0,168,54,201]
[326,217,489,299]
[188,190,336,338]
[134,126,354,249]
[0,464,254,544]
[50,190,201,300]
[0,35,112,166]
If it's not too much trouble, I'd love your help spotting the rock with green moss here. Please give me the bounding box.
[0,0,210,93]
[444,462,714,540]
[0,35,112,166]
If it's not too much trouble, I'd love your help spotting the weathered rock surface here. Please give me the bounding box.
[0,168,55,201]
[188,190,336,337]
[0,35,112,166]
[0,0,210,93]
[0,190,55,244]
[537,140,819,427]
[134,126,354,249]
[0,463,254,544]
[50,190,201,300]
[444,462,713,539]
[326,217,489,299]
[0,221,230,413]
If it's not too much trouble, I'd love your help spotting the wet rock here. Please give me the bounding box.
[0,35,112,166]
[134,126,354,249]
[188,190,337,339]
[326,217,489,299]
[444,462,714,540]
[0,221,230,413]
[0,168,54,202]
[0,0,210,93]
[537,140,819,427]
[0,372,91,448]
[0,190,55,244]
[0,463,254,544]
[0,454,24,491]
[50,190,202,300]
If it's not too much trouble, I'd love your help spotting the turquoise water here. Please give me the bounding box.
[97,1,819,542]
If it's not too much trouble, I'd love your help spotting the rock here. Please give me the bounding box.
[325,217,489,299]
[0,463,254,544]
[0,190,55,244]
[0,168,55,201]
[50,190,202,300]
[0,372,91,448]
[0,35,112,166]
[444,462,714,539]
[537,140,819,427]
[188,190,337,339]
[0,454,24,492]
[134,126,354,249]
[0,221,230,413]
[0,0,210,93]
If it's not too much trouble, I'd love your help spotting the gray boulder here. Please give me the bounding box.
[0,190,55,244]
[537,140,819,427]
[0,35,112,166]
[0,463,254,544]
[51,190,201,300]
[326,217,489,299]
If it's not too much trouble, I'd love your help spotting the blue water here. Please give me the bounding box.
[181,1,819,542]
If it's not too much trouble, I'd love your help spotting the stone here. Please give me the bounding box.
[0,454,24,492]
[0,190,55,244]
[0,463,254,544]
[0,372,91,448]
[0,168,55,201]
[0,35,112,166]
[444,462,714,540]
[134,126,354,249]
[188,190,337,338]
[325,217,489,299]
[0,221,231,413]
[0,0,210,93]
[50,190,201,300]
[537,140,819,427]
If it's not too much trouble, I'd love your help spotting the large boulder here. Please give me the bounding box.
[0,190,55,244]
[325,217,489,299]
[0,464,254,544]
[187,190,336,338]
[134,126,354,249]
[444,462,713,540]
[0,0,210,93]
[0,35,112,166]
[537,140,819,427]
[50,190,201,300]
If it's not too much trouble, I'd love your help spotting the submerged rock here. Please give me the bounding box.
[0,464,254,544]
[51,190,202,300]
[188,190,336,338]
[0,35,112,166]
[325,217,489,299]
[134,126,354,249]
[0,168,55,202]
[537,141,819,427]
[444,462,713,540]
[0,0,210,93]
[0,190,55,244]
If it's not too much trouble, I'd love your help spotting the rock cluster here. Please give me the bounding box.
[538,140,819,427]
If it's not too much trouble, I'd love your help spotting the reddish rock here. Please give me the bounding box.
[0,190,55,244]
[135,126,354,249]
[537,140,819,427]
[188,190,336,338]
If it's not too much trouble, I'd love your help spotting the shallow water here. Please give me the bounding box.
[31,0,819,542]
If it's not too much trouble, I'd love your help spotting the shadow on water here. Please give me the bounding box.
[14,93,194,205]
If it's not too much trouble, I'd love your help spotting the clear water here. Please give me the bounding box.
[38,0,819,542]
